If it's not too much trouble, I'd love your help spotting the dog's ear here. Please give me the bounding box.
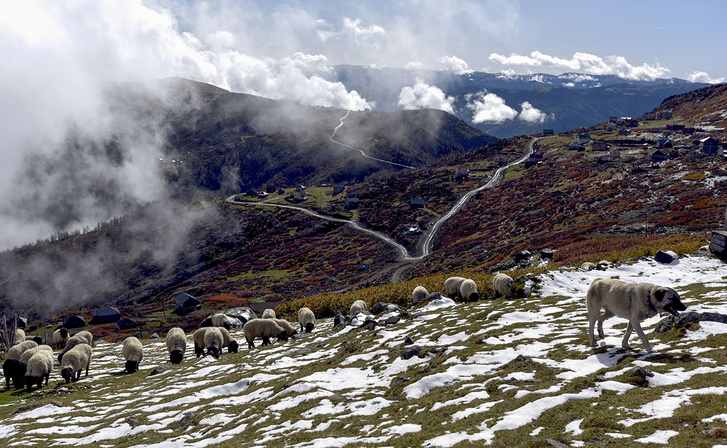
[653,288,666,302]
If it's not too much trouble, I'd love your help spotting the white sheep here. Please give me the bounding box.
[60,343,92,383]
[298,307,315,333]
[192,328,207,357]
[14,329,26,344]
[165,328,187,364]
[492,273,514,298]
[270,318,297,336]
[53,328,69,349]
[204,327,224,358]
[24,350,53,390]
[6,340,38,361]
[445,276,479,302]
[243,319,289,348]
[211,313,233,329]
[218,327,239,353]
[261,309,276,319]
[57,331,94,364]
[412,286,429,304]
[19,345,53,365]
[122,337,143,373]
[348,300,367,317]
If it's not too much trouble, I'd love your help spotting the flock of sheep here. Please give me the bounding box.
[1,305,319,391]
[2,273,514,392]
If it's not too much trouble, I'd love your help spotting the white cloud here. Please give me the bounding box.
[315,17,387,48]
[466,91,517,123]
[439,55,473,75]
[518,102,552,123]
[398,78,455,114]
[687,71,725,84]
[489,51,672,81]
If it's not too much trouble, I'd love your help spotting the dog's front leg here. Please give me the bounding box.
[630,320,653,353]
[622,322,633,350]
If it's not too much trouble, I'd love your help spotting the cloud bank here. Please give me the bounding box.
[398,78,456,114]
[466,92,518,124]
[489,51,671,81]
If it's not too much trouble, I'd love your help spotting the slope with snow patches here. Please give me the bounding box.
[1,256,726,447]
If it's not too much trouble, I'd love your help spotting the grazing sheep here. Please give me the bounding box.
[218,327,239,353]
[243,319,289,349]
[349,300,368,317]
[270,318,297,336]
[6,340,38,361]
[57,331,94,364]
[581,262,596,271]
[122,337,143,373]
[19,345,53,365]
[14,329,26,345]
[24,350,53,391]
[204,327,224,358]
[60,344,92,383]
[53,328,69,349]
[445,277,479,302]
[165,328,187,364]
[192,328,207,357]
[261,309,276,319]
[412,286,429,304]
[3,359,27,389]
[29,336,43,345]
[493,273,514,298]
[298,307,315,333]
[211,313,233,329]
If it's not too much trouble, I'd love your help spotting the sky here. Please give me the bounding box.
[0,0,725,248]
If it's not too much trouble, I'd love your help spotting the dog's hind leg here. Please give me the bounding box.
[596,311,614,340]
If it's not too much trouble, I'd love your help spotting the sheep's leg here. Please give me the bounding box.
[262,337,271,346]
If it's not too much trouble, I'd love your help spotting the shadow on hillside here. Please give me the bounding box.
[591,346,697,368]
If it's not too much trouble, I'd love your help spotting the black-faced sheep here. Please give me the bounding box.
[261,309,276,319]
[348,300,367,317]
[192,328,207,357]
[412,286,429,304]
[29,336,43,345]
[211,313,233,329]
[445,276,479,302]
[493,273,514,298]
[192,327,237,357]
[57,331,93,364]
[53,328,69,349]
[269,318,297,336]
[203,327,224,358]
[60,343,92,383]
[243,319,288,349]
[19,345,53,365]
[218,327,239,353]
[298,307,315,333]
[165,327,187,364]
[122,337,143,373]
[24,350,53,391]
[3,359,26,389]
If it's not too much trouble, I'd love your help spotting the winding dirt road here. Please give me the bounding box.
[226,117,540,287]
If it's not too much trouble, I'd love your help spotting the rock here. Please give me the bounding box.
[404,337,414,346]
[655,311,727,333]
[539,439,569,448]
[391,377,409,387]
[514,354,531,364]
[370,302,402,315]
[149,365,169,376]
[514,250,532,263]
[581,262,596,271]
[384,315,400,326]
[696,245,712,256]
[540,248,555,259]
[654,250,679,264]
[596,260,611,270]
[705,427,727,437]
[333,312,345,328]
[402,345,422,360]
[361,319,378,331]
[628,366,653,378]
[149,333,159,340]
[173,411,196,429]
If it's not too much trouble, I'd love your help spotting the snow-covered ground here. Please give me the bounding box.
[1,255,726,447]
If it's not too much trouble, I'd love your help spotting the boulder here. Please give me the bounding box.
[654,250,678,264]
[655,311,727,333]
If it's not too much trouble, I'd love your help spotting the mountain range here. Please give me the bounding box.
[0,78,725,326]
[321,65,710,137]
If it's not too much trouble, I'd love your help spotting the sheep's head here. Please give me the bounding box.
[278,331,289,341]
[61,367,74,383]
[59,328,68,338]
[24,375,40,390]
[228,340,239,354]
[305,322,315,333]
[170,350,184,364]
[125,360,139,373]
[468,292,480,302]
